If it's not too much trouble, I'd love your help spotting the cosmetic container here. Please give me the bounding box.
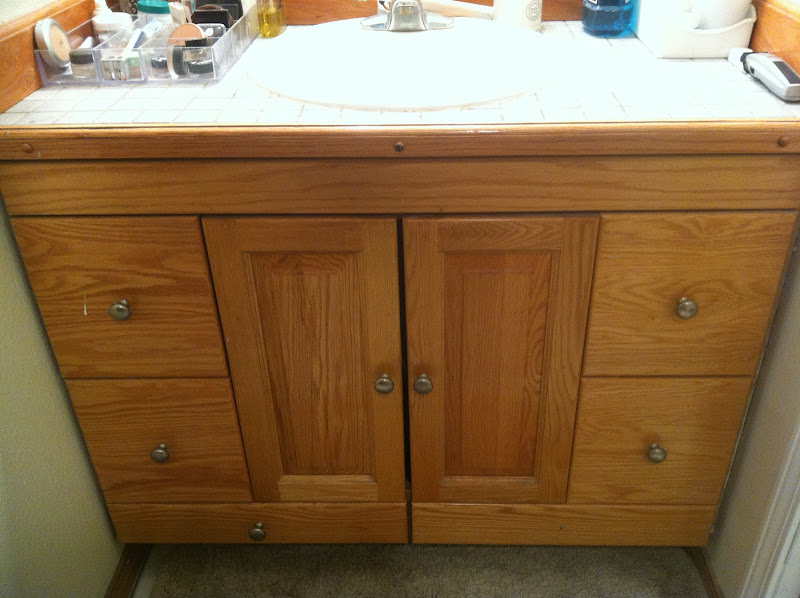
[257,0,286,38]
[582,0,636,37]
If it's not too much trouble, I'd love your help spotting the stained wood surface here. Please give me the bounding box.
[752,0,800,73]
[104,544,151,598]
[404,216,597,504]
[0,0,94,113]
[3,123,800,161]
[108,502,409,543]
[583,211,797,376]
[411,503,716,545]
[10,217,228,378]
[3,156,800,216]
[203,217,405,504]
[567,377,752,505]
[283,0,581,24]
[67,379,252,503]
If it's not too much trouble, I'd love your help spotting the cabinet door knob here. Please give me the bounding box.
[675,297,698,320]
[648,443,667,464]
[150,443,169,463]
[413,374,433,395]
[109,299,131,321]
[374,374,394,394]
[249,522,266,541]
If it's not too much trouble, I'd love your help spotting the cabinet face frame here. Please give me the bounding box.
[203,217,406,504]
[403,216,599,504]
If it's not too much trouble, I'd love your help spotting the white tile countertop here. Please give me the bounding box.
[3,20,800,127]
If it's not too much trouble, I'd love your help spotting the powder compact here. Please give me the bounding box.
[34,18,72,69]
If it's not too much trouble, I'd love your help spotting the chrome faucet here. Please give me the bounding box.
[361,0,454,31]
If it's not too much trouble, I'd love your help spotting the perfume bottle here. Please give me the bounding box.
[582,0,636,37]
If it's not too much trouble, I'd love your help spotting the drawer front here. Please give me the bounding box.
[67,378,252,503]
[567,377,751,505]
[583,212,796,376]
[11,217,228,378]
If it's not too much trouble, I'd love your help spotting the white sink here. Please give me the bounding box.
[246,18,544,111]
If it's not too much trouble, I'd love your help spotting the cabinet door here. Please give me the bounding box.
[404,216,598,504]
[203,218,405,504]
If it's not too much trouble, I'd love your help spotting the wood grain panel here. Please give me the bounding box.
[203,217,405,504]
[11,217,228,378]
[411,503,716,545]
[752,0,800,73]
[108,502,408,543]
[66,378,252,503]
[0,0,94,113]
[583,212,797,376]
[3,156,799,216]
[444,252,550,477]
[3,123,800,162]
[405,216,598,504]
[251,252,370,476]
[567,377,752,505]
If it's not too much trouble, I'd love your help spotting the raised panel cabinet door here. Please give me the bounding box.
[203,217,405,504]
[404,216,599,504]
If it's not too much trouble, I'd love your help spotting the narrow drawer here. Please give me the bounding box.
[11,216,228,378]
[66,378,252,504]
[583,211,796,376]
[567,377,751,505]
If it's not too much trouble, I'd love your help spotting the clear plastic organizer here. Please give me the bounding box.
[35,6,257,85]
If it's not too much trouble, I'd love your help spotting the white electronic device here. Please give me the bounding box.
[729,49,800,102]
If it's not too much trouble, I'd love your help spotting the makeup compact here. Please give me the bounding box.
[34,18,72,69]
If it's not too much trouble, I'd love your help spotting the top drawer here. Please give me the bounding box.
[12,217,228,378]
[583,211,796,376]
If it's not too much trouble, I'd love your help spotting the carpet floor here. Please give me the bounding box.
[139,544,708,598]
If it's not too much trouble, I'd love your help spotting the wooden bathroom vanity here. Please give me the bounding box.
[1,122,798,546]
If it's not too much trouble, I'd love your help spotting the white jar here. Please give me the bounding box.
[493,0,542,31]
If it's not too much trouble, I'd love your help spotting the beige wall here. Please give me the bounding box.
[0,204,122,598]
[0,0,65,25]
[706,235,800,596]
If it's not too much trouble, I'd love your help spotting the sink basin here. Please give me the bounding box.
[246,18,543,111]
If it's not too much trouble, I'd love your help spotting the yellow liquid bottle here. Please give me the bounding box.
[258,0,286,38]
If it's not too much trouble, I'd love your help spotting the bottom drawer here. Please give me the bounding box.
[107,502,409,543]
[567,377,751,505]
[67,378,252,503]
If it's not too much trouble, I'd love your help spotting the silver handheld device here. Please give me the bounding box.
[729,49,800,102]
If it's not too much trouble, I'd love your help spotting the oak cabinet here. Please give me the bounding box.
[6,160,797,546]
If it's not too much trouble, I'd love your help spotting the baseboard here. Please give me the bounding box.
[686,547,725,598]
[104,544,152,598]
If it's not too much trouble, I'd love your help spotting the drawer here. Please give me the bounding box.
[11,217,227,378]
[583,211,796,376]
[567,377,751,505]
[66,378,252,503]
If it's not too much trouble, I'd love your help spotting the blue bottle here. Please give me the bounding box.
[582,0,636,37]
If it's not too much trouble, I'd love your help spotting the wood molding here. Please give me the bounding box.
[104,543,151,598]
[0,0,95,114]
[2,121,800,161]
[752,0,800,73]
[685,547,725,598]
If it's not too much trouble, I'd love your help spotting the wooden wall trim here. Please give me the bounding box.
[103,544,151,598]
[752,0,800,72]
[0,0,94,114]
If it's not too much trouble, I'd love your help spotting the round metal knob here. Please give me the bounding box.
[109,299,131,321]
[675,297,698,320]
[413,374,433,395]
[648,443,667,464]
[249,522,265,541]
[374,374,394,394]
[150,443,169,463]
